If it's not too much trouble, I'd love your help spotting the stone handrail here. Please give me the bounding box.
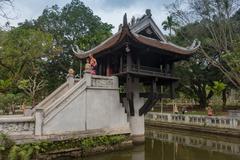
[43,75,117,124]
[34,74,119,135]
[43,78,87,120]
[146,112,240,129]
[0,115,35,135]
[30,82,69,115]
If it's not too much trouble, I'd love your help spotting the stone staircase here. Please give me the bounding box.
[34,74,129,135]
[1,73,130,136]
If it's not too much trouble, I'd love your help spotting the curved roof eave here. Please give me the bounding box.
[74,31,121,59]
[73,13,200,59]
[74,32,200,59]
[133,33,200,56]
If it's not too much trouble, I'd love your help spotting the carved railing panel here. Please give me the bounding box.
[0,116,35,135]
[91,76,114,88]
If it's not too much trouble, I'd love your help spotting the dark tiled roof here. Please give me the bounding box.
[74,13,200,59]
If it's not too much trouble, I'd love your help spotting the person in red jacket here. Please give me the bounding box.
[89,54,97,75]
[207,106,213,116]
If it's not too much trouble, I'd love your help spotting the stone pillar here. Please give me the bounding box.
[126,78,145,144]
[185,115,190,123]
[67,68,75,88]
[35,108,44,136]
[112,76,119,88]
[84,73,92,87]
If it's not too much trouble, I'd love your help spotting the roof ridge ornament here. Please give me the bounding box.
[118,24,123,31]
[123,13,128,27]
[71,44,84,55]
[145,9,152,17]
[189,39,201,49]
[130,16,136,26]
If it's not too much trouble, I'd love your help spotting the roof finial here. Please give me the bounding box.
[131,16,136,26]
[145,9,152,17]
[123,13,128,27]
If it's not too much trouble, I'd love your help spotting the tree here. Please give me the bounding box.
[176,57,221,108]
[0,27,54,82]
[0,27,54,108]
[18,71,46,106]
[171,19,224,108]
[20,0,113,91]
[0,93,24,114]
[162,15,179,36]
[168,0,240,89]
[0,0,113,110]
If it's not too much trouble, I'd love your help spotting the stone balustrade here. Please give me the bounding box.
[0,115,35,135]
[90,75,118,88]
[146,112,240,129]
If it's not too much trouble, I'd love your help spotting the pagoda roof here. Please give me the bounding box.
[72,10,200,59]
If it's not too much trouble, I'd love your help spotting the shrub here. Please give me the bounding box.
[0,132,15,151]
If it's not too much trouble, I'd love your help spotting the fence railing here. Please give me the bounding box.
[145,112,240,129]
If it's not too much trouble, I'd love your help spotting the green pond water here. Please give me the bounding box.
[63,127,240,160]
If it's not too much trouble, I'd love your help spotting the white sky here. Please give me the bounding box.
[3,0,175,33]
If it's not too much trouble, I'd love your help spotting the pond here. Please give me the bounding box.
[64,127,240,160]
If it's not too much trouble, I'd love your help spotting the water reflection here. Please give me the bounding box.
[64,127,240,160]
[145,127,240,160]
[83,145,144,160]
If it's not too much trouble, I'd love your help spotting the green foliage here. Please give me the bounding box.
[0,27,54,108]
[0,93,25,114]
[168,0,240,88]
[4,134,127,160]
[175,57,221,108]
[0,0,113,109]
[222,43,240,73]
[0,79,12,92]
[107,135,126,145]
[8,144,34,160]
[206,81,226,96]
[169,1,236,107]
[0,132,15,151]
[0,27,53,80]
[17,80,29,90]
[19,0,113,92]
[81,137,96,149]
[162,15,179,36]
[211,104,222,112]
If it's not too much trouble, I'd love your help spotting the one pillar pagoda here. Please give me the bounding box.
[72,10,200,141]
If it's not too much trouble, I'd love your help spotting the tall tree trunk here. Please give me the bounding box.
[222,89,227,110]
[199,96,208,109]
[196,85,213,109]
